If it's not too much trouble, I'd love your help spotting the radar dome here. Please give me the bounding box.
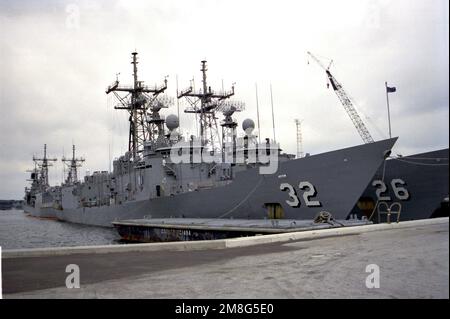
[166,114,180,131]
[242,118,255,132]
[223,106,237,117]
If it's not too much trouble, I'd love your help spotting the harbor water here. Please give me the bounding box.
[0,209,120,250]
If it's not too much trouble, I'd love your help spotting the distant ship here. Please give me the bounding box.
[23,52,397,227]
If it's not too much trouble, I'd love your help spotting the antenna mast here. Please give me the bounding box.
[62,145,85,185]
[255,83,261,144]
[270,83,276,142]
[106,52,169,160]
[33,144,57,188]
[178,60,235,152]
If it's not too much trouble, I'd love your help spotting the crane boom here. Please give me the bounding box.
[307,52,374,144]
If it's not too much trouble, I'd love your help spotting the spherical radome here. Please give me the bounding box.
[223,106,236,117]
[166,114,180,130]
[242,118,255,132]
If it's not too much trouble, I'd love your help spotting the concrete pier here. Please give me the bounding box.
[2,218,448,298]
[112,218,370,242]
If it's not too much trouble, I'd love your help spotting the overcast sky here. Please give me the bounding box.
[0,0,448,199]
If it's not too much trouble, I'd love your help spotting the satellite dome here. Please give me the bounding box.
[242,118,255,132]
[223,105,237,117]
[166,114,180,131]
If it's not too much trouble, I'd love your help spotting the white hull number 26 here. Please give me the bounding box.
[372,178,410,201]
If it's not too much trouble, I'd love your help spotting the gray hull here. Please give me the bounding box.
[26,138,397,227]
[351,148,449,221]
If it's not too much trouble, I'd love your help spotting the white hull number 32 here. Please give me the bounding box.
[280,181,322,208]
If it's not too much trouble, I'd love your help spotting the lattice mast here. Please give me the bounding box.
[295,119,304,158]
[307,51,374,144]
[33,144,57,188]
[61,145,85,185]
[178,61,235,152]
[106,52,168,160]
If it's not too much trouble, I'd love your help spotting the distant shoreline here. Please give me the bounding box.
[0,200,23,210]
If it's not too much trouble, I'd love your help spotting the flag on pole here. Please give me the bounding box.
[386,86,396,93]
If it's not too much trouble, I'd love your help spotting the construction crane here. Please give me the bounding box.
[307,51,374,144]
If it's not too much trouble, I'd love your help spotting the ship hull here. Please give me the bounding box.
[351,148,449,221]
[23,204,57,218]
[25,138,397,227]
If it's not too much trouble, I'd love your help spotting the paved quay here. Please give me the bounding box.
[3,218,449,298]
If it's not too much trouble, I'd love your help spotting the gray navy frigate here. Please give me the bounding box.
[24,52,399,227]
[351,148,449,222]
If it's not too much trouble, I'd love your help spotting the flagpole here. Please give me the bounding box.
[385,81,392,138]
